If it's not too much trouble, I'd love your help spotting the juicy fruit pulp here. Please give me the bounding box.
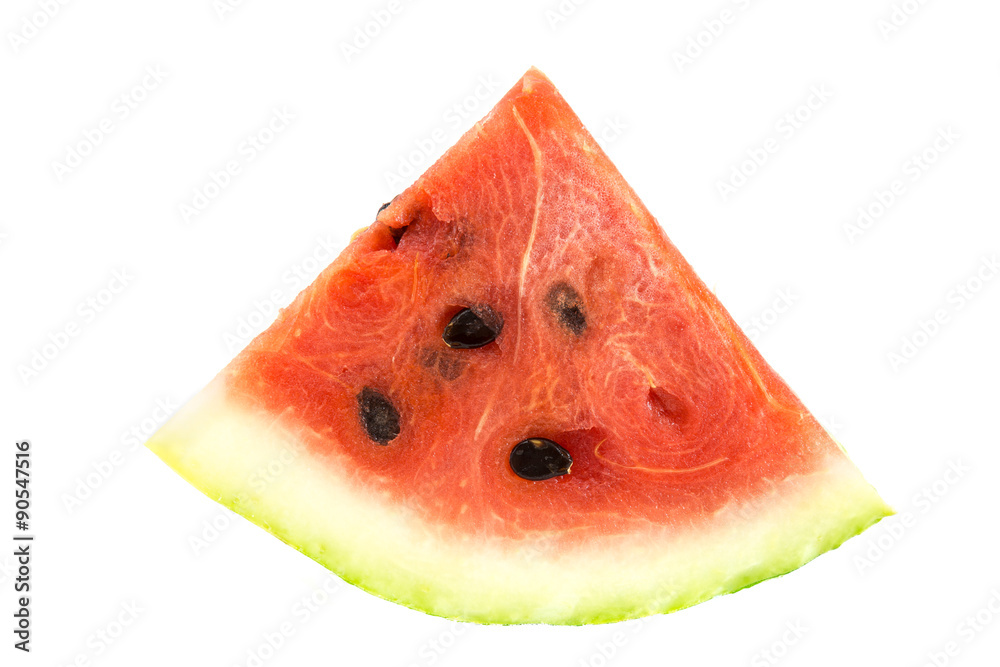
[147,68,891,624]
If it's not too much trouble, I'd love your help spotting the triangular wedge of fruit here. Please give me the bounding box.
[148,67,891,625]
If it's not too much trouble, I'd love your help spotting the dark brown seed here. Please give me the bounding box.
[443,307,502,349]
[358,387,400,445]
[546,283,586,336]
[509,438,573,481]
[377,195,399,217]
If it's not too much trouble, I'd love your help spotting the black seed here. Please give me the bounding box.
[377,195,399,217]
[546,283,587,336]
[443,307,502,349]
[509,438,573,481]
[357,387,400,445]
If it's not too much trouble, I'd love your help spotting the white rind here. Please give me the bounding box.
[148,377,891,625]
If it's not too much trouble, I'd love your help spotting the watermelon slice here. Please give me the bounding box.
[148,68,891,625]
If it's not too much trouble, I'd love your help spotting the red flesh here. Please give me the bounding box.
[229,69,836,541]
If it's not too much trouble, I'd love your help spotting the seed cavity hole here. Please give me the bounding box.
[509,438,573,481]
[443,306,502,349]
[547,282,587,336]
[648,387,687,427]
[389,223,408,247]
[358,387,400,444]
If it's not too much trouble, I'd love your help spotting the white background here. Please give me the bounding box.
[3,0,999,665]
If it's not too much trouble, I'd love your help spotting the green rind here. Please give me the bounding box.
[148,377,892,625]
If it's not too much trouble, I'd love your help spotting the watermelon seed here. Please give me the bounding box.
[547,283,586,336]
[377,194,399,217]
[358,387,400,445]
[509,438,573,481]
[443,307,501,349]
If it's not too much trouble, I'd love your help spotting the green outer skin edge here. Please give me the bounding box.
[147,381,893,626]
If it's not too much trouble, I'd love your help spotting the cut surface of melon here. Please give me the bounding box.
[147,67,892,625]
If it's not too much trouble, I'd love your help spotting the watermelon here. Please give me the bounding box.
[148,67,891,625]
